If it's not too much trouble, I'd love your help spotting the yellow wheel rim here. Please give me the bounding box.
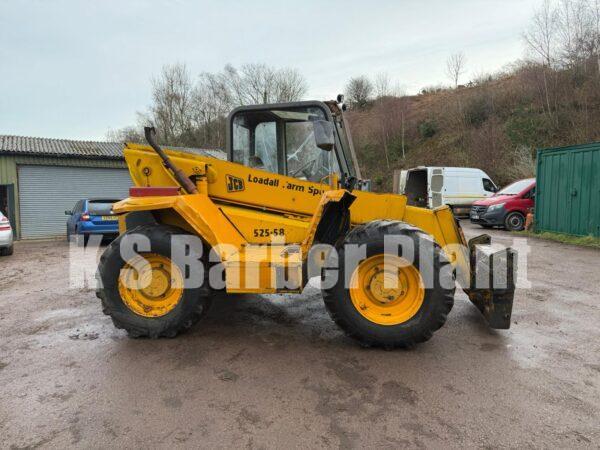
[118,253,184,318]
[349,254,425,326]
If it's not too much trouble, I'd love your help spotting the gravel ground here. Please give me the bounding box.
[0,221,599,448]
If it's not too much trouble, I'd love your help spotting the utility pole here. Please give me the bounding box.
[401,110,405,159]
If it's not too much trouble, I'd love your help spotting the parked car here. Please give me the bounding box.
[0,211,14,256]
[398,166,498,216]
[66,198,121,245]
[470,178,536,231]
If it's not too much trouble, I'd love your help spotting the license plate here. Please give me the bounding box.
[102,215,117,221]
[472,214,479,220]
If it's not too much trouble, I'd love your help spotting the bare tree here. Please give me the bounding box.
[220,63,307,105]
[105,126,144,143]
[374,72,391,98]
[555,0,600,68]
[523,1,560,118]
[345,76,374,108]
[191,72,232,146]
[273,67,308,102]
[146,63,195,145]
[524,0,559,66]
[110,62,307,148]
[446,52,467,88]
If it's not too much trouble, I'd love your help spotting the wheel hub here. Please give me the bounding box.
[350,255,425,326]
[118,253,184,318]
[139,264,172,299]
[368,269,406,303]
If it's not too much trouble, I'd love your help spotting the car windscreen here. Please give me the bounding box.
[88,201,117,215]
[497,179,534,195]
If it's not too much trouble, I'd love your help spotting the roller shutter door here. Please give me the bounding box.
[18,165,132,239]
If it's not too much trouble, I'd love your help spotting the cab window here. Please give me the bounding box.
[523,187,536,199]
[482,178,497,192]
[254,122,277,173]
[231,106,340,182]
[232,115,279,173]
[286,120,339,182]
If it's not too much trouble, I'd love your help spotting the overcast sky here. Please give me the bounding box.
[0,0,541,141]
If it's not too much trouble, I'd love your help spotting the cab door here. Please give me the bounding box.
[429,168,444,208]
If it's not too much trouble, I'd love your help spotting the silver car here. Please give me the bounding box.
[0,211,14,256]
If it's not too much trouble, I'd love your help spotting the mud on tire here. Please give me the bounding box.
[96,224,211,338]
[322,220,455,349]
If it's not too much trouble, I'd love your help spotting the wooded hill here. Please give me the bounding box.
[347,59,600,191]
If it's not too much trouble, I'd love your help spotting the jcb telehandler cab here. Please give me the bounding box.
[97,99,516,348]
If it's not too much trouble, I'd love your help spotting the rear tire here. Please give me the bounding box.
[0,245,13,256]
[504,211,525,231]
[322,221,455,348]
[96,224,212,338]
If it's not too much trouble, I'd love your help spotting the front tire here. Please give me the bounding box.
[96,224,211,338]
[504,211,525,231]
[322,221,455,348]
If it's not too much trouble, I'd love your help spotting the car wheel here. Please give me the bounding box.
[504,212,525,231]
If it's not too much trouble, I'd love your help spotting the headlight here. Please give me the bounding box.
[487,203,505,212]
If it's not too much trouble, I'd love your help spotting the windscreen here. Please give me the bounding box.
[232,105,340,182]
[88,201,118,215]
[497,179,534,195]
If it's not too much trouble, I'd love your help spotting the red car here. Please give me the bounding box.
[470,178,536,231]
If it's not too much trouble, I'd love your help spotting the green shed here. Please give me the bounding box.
[535,142,600,237]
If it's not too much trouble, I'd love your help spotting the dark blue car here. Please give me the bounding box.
[66,198,120,245]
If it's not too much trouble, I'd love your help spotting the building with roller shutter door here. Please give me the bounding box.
[0,135,225,239]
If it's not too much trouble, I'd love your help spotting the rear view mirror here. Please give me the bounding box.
[313,120,334,151]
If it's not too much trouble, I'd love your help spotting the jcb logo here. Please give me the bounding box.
[226,175,245,192]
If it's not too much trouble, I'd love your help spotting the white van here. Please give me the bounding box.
[397,167,498,215]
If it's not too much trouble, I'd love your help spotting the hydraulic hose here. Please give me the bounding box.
[144,127,198,194]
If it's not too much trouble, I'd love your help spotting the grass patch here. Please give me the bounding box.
[515,230,600,249]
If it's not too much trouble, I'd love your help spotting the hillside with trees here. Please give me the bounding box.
[345,0,600,189]
[110,0,600,190]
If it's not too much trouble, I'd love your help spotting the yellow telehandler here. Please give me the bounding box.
[97,99,516,347]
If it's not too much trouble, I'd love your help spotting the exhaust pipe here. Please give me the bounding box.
[144,127,198,194]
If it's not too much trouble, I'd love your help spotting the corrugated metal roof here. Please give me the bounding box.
[0,135,226,160]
